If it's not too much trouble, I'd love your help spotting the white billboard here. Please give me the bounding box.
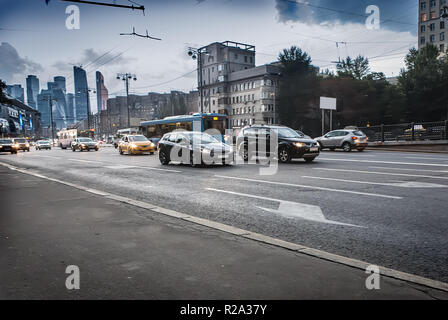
[320,97,337,110]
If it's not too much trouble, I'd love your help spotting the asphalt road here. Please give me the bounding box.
[1,146,448,283]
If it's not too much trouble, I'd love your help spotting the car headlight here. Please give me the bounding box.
[81,144,86,147]
[149,142,155,147]
[14,144,19,148]
[26,143,30,147]
[131,143,137,148]
[201,148,211,154]
[294,142,306,148]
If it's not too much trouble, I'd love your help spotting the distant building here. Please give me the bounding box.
[0,97,41,138]
[6,84,25,103]
[66,93,75,125]
[419,0,448,53]
[74,66,89,123]
[194,41,281,127]
[37,89,52,128]
[53,76,66,93]
[96,71,108,112]
[26,75,40,110]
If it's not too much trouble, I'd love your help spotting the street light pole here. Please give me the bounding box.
[188,47,208,114]
[117,73,137,128]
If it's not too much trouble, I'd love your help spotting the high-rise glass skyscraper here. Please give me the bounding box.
[74,66,89,123]
[96,71,108,112]
[37,89,52,128]
[66,93,75,124]
[26,75,40,110]
[6,84,25,103]
[54,76,66,93]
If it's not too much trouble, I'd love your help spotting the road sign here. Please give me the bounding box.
[320,97,337,110]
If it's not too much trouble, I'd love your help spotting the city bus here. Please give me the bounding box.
[113,128,139,148]
[140,113,230,145]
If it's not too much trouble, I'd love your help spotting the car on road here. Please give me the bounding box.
[35,140,52,150]
[158,131,234,166]
[71,138,99,152]
[118,135,156,155]
[12,138,30,152]
[0,139,18,154]
[314,129,368,152]
[236,125,320,163]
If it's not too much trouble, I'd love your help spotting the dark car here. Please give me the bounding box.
[0,139,18,154]
[12,138,30,152]
[158,131,234,167]
[236,125,320,163]
[71,138,99,152]
[35,140,52,150]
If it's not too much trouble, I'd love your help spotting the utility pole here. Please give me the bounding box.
[117,73,137,128]
[43,96,56,144]
[188,47,209,114]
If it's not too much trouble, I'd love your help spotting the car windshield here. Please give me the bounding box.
[79,138,93,143]
[15,139,26,143]
[353,131,365,137]
[273,128,302,138]
[184,132,220,144]
[38,141,49,144]
[129,135,148,142]
[0,139,13,144]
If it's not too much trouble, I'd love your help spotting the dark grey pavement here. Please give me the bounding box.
[0,146,448,286]
[0,165,446,299]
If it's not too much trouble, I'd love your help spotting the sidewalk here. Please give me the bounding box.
[0,165,447,300]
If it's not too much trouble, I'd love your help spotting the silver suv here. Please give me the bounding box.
[315,129,368,152]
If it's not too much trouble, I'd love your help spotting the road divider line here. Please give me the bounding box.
[302,176,447,188]
[318,158,448,167]
[369,166,448,173]
[68,158,103,164]
[314,168,448,180]
[1,161,447,293]
[214,175,402,199]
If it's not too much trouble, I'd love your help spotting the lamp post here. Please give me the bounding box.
[117,73,137,128]
[188,47,209,114]
[42,95,57,144]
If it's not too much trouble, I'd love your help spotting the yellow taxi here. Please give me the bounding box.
[118,134,156,155]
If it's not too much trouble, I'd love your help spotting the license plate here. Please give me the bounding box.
[310,147,319,152]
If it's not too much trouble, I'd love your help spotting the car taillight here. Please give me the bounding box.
[352,136,358,140]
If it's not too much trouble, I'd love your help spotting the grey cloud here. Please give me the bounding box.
[0,42,43,82]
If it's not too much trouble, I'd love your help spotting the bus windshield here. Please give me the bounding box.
[204,119,227,135]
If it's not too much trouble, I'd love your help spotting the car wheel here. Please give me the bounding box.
[278,147,291,163]
[95,148,99,151]
[159,151,169,165]
[342,142,352,152]
[240,144,249,162]
[304,157,316,163]
[119,147,124,155]
[317,141,323,150]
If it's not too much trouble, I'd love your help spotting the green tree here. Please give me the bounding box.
[398,45,448,121]
[337,55,371,80]
[277,46,320,134]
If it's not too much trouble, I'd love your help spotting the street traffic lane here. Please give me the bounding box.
[3,166,445,299]
[1,148,448,283]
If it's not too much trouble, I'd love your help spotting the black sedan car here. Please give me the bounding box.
[71,138,99,152]
[158,131,234,166]
[236,125,320,163]
[0,139,18,154]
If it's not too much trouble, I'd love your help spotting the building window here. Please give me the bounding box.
[244,56,248,63]
[430,23,435,31]
[430,0,436,7]
[421,1,427,10]
[430,34,436,42]
[421,36,426,44]
[440,44,445,52]
[441,32,445,41]
[250,57,253,64]
[430,11,437,19]
[234,54,238,60]
[421,25,426,32]
[441,21,445,29]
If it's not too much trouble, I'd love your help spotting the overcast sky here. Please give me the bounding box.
[0,0,417,113]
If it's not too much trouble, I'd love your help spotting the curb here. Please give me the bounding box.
[1,161,448,294]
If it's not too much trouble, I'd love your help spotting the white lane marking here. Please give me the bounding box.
[214,175,402,199]
[206,188,364,227]
[105,165,137,170]
[139,166,182,173]
[314,168,448,180]
[405,156,448,161]
[369,166,448,174]
[68,158,103,164]
[1,162,447,293]
[27,155,60,159]
[302,176,448,188]
[319,158,448,167]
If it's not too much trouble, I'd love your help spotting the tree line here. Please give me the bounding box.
[277,45,448,137]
